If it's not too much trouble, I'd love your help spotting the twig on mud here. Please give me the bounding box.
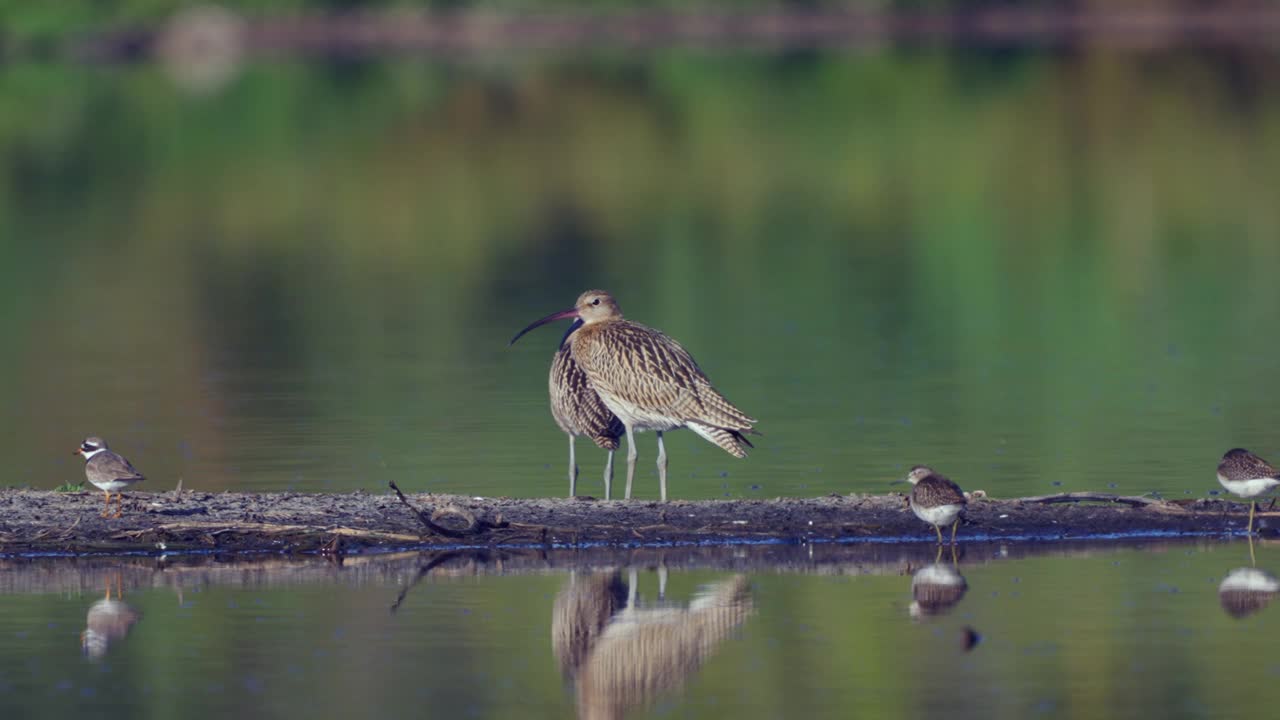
[387,481,511,538]
[1017,492,1173,508]
[56,516,82,540]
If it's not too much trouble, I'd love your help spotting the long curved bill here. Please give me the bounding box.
[508,308,579,347]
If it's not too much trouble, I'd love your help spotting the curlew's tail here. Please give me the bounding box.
[688,421,753,459]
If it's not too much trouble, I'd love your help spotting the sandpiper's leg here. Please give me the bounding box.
[1250,534,1258,567]
[1248,501,1257,535]
[603,449,614,500]
[658,562,668,601]
[950,543,959,565]
[950,519,960,545]
[934,545,944,564]
[624,424,638,500]
[656,431,668,502]
[627,568,638,607]
[101,490,111,518]
[934,525,944,545]
[568,435,578,498]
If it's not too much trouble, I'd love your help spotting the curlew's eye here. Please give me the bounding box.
[591,298,600,306]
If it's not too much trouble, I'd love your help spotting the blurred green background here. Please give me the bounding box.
[3,4,1280,720]
[2,2,1279,501]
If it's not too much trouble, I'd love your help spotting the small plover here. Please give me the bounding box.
[74,437,145,518]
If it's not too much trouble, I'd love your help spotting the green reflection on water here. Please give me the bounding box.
[0,541,1277,719]
[2,48,1280,499]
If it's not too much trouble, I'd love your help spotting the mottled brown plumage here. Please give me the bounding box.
[551,346,625,452]
[911,473,968,509]
[904,465,967,544]
[550,345,625,497]
[512,290,758,502]
[1217,448,1280,483]
[1215,448,1280,535]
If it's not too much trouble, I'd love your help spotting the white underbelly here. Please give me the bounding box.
[598,396,684,432]
[89,478,140,492]
[1217,473,1280,499]
[912,502,964,527]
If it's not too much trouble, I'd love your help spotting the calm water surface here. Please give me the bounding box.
[3,45,1280,500]
[1,540,1278,719]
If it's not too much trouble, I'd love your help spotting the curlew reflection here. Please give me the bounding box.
[81,573,141,661]
[1218,567,1280,620]
[909,561,969,620]
[552,568,753,720]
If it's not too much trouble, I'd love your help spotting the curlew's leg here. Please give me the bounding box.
[950,519,960,545]
[624,424,638,500]
[934,524,944,545]
[568,435,578,498]
[656,431,668,502]
[627,568,638,608]
[658,563,668,601]
[101,490,111,518]
[603,449,614,500]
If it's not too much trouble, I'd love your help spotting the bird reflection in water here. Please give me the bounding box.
[81,573,141,660]
[1218,567,1280,620]
[909,548,969,621]
[552,568,753,720]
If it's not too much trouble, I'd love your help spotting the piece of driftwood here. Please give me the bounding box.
[1015,492,1175,508]
[388,481,513,538]
[0,488,1271,557]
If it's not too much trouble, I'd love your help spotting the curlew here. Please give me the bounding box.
[510,290,757,501]
[74,437,146,518]
[1216,448,1280,535]
[897,465,967,545]
[511,322,625,498]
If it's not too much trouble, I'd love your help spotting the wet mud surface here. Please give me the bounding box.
[1,488,1275,557]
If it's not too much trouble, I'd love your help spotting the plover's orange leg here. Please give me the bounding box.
[101,490,112,518]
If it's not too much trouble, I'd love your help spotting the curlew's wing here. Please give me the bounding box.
[549,346,624,450]
[95,452,145,481]
[574,321,756,430]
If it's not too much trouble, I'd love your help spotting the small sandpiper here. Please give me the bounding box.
[900,465,968,545]
[74,437,146,518]
[1216,448,1280,535]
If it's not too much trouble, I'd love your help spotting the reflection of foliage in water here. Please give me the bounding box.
[1,43,1279,498]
